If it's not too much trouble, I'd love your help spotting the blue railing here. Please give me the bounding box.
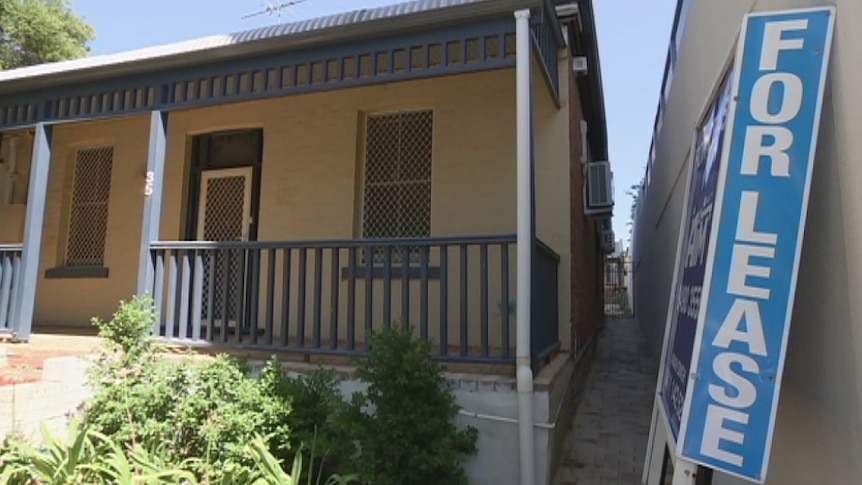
[147,236,560,367]
[532,241,560,369]
[0,245,23,334]
[532,1,565,103]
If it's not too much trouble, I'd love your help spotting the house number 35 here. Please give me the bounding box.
[144,172,155,196]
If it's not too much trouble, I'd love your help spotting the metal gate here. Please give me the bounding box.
[603,255,632,317]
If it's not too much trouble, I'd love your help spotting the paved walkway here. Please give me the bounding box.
[554,318,659,485]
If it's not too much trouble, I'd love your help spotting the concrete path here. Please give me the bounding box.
[553,318,659,485]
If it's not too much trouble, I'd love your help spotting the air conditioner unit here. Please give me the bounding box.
[573,56,588,76]
[601,229,616,254]
[585,161,614,214]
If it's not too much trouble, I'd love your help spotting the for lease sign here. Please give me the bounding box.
[676,8,835,483]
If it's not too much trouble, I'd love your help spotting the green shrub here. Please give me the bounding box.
[82,298,292,482]
[82,352,292,478]
[260,361,356,480]
[0,421,100,485]
[0,421,357,485]
[91,294,157,359]
[77,298,478,485]
[348,324,478,485]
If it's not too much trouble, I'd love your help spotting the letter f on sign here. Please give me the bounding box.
[760,20,808,71]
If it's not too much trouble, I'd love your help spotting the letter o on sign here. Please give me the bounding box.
[750,72,803,124]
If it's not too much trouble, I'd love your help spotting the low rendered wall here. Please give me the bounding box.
[270,352,579,485]
[0,356,92,443]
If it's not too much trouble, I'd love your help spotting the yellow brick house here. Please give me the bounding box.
[0,1,611,483]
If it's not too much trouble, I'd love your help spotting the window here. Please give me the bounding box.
[66,145,113,267]
[361,109,433,263]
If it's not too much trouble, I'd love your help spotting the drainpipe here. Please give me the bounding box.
[514,8,535,485]
[3,135,18,206]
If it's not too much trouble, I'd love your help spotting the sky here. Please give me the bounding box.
[71,0,678,246]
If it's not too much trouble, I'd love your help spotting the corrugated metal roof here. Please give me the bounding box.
[0,0,537,89]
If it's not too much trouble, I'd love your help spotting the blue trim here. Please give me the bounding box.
[0,19,517,130]
[11,123,51,341]
[530,4,563,105]
[45,266,109,279]
[137,111,168,296]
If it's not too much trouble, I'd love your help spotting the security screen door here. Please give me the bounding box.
[196,167,253,330]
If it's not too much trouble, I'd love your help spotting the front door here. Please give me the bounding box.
[197,167,253,242]
[197,167,253,330]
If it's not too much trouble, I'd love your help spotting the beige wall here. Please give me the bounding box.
[35,116,150,326]
[0,129,32,243]
[534,56,573,353]
[160,69,522,242]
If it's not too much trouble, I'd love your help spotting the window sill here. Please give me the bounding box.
[45,266,110,279]
[341,266,442,280]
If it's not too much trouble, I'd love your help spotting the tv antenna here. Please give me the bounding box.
[242,0,309,24]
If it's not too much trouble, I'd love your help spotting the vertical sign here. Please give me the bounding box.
[677,7,835,483]
[659,70,734,441]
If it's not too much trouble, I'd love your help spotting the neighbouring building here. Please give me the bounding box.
[632,1,862,484]
[0,1,612,484]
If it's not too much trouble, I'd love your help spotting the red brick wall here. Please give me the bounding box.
[567,59,605,353]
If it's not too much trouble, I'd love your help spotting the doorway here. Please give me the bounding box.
[186,129,262,241]
[187,129,263,334]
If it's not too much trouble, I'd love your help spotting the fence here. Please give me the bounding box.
[0,245,23,334]
[604,255,632,318]
[147,236,560,368]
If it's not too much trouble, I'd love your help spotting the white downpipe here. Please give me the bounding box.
[514,8,535,485]
[3,136,18,206]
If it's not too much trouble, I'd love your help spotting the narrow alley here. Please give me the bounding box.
[554,319,658,485]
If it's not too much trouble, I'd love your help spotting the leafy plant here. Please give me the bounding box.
[260,360,356,479]
[0,0,96,71]
[84,428,201,485]
[0,420,100,485]
[75,299,477,485]
[82,352,292,480]
[82,298,293,483]
[90,294,157,359]
[348,324,478,485]
[0,424,355,485]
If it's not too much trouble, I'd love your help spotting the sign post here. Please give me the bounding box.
[646,7,835,485]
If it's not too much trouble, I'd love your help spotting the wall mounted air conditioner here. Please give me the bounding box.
[573,56,588,76]
[584,161,614,215]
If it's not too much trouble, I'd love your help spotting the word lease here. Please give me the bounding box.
[676,8,834,483]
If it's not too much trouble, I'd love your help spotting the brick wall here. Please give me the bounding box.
[567,60,605,353]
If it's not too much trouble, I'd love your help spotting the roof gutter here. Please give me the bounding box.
[0,0,543,94]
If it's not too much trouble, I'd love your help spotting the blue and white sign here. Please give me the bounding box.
[659,69,733,441]
[677,8,835,483]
